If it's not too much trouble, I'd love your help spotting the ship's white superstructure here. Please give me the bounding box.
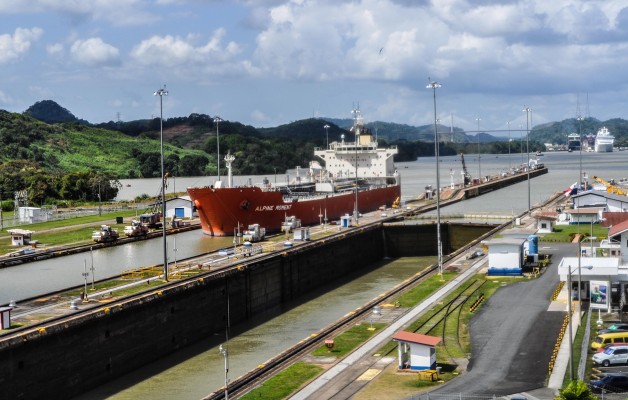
[594,126,614,153]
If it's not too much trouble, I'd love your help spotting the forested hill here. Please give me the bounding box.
[4,99,628,205]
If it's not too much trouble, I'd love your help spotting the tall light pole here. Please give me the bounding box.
[323,124,330,149]
[427,80,443,275]
[523,106,531,214]
[476,117,481,180]
[577,115,583,190]
[507,121,511,170]
[352,109,359,224]
[214,117,222,183]
[567,265,574,381]
[154,85,169,281]
[219,344,229,400]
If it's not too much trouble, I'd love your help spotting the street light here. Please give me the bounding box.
[154,85,169,281]
[323,124,330,149]
[565,263,593,381]
[577,115,584,190]
[352,109,360,224]
[507,121,511,170]
[523,106,531,214]
[214,117,222,183]
[219,344,229,400]
[427,80,443,276]
[476,117,481,180]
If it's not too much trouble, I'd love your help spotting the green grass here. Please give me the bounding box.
[312,322,387,358]
[0,209,148,255]
[540,224,609,243]
[395,271,454,308]
[563,311,588,388]
[239,362,323,400]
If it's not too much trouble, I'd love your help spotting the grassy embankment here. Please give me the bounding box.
[0,209,142,255]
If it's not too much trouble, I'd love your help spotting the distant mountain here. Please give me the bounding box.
[23,100,88,125]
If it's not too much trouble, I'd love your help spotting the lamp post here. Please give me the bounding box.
[523,106,531,214]
[507,121,511,170]
[154,86,169,281]
[567,265,574,381]
[214,117,222,183]
[323,124,330,149]
[427,80,443,276]
[219,344,229,400]
[577,115,583,190]
[565,263,592,381]
[476,117,481,180]
[352,109,360,224]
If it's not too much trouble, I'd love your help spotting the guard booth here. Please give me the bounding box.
[7,229,34,246]
[392,331,442,371]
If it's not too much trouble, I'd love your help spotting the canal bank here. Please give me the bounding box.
[0,222,492,400]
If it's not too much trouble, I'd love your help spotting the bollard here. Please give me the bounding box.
[70,300,79,310]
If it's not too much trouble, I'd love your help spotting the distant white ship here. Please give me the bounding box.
[594,126,614,152]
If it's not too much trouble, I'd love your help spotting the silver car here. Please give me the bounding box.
[593,346,628,367]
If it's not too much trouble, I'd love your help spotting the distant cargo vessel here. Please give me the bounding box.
[188,110,400,236]
[567,133,581,152]
[595,126,614,152]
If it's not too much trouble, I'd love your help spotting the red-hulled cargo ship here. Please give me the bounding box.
[187,109,400,236]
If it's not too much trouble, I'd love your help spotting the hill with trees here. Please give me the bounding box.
[3,99,628,206]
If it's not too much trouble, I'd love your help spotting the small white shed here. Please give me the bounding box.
[163,196,195,220]
[535,211,558,233]
[7,229,34,246]
[392,331,442,371]
[485,237,526,276]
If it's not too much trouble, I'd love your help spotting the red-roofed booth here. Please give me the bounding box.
[392,331,442,371]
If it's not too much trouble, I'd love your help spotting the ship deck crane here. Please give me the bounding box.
[592,175,627,196]
[460,153,471,186]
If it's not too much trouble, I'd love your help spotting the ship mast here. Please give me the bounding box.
[224,152,235,188]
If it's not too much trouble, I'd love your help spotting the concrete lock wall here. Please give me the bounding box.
[0,223,490,399]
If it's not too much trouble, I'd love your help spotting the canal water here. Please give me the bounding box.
[74,257,435,400]
[2,150,625,398]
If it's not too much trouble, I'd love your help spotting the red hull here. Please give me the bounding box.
[187,185,401,236]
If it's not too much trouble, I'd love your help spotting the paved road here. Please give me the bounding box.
[429,242,575,396]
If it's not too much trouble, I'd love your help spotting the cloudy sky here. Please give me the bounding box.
[1,0,627,133]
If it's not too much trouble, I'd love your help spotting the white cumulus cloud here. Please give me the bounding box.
[0,27,43,64]
[70,37,120,66]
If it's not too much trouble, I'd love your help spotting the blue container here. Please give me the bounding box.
[528,234,538,255]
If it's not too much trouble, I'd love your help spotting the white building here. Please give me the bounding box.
[163,196,195,220]
[571,191,628,212]
[18,207,43,223]
[557,219,628,313]
[392,331,442,371]
[485,237,527,276]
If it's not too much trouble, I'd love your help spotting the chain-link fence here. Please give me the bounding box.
[0,203,145,231]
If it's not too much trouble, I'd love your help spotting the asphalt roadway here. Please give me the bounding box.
[290,241,576,400]
[427,242,576,397]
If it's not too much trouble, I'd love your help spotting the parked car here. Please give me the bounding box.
[590,373,628,393]
[597,342,628,353]
[598,324,628,335]
[592,346,628,366]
